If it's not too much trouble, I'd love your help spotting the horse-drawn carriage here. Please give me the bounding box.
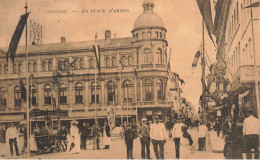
[30,109,68,154]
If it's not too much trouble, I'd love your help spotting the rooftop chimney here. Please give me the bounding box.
[105,30,111,43]
[61,37,66,43]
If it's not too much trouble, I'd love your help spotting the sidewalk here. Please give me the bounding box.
[208,131,224,153]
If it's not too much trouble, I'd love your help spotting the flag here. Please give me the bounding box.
[134,68,138,77]
[180,79,185,85]
[167,48,172,72]
[20,79,27,101]
[93,44,101,74]
[7,13,30,63]
[192,50,201,67]
[244,1,260,8]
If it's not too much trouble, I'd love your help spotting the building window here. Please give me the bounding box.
[142,32,146,39]
[48,61,52,71]
[18,63,22,73]
[136,33,139,39]
[107,81,116,102]
[13,64,16,73]
[29,85,37,106]
[128,56,133,65]
[33,62,37,72]
[89,58,95,69]
[157,79,164,100]
[80,59,84,69]
[156,48,163,64]
[155,31,158,38]
[147,31,151,38]
[0,65,2,74]
[74,59,79,69]
[14,86,21,107]
[44,84,52,105]
[28,63,31,72]
[59,84,67,104]
[160,32,162,38]
[0,87,7,107]
[42,61,46,71]
[106,57,110,67]
[112,57,116,67]
[143,48,151,64]
[75,82,83,104]
[144,79,153,101]
[91,82,100,103]
[122,56,127,66]
[4,64,7,73]
[123,80,133,101]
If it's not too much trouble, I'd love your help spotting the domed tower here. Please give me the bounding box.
[132,0,168,67]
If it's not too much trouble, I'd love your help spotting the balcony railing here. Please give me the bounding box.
[141,64,153,68]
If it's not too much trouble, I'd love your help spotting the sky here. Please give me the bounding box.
[0,0,216,112]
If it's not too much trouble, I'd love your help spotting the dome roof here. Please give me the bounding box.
[133,0,164,30]
[134,12,164,29]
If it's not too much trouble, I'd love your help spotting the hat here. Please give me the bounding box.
[70,120,78,125]
[155,116,160,119]
[20,120,27,125]
[141,118,147,122]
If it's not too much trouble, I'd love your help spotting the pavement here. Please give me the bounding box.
[1,128,225,159]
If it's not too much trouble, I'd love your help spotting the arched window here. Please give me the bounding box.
[33,62,37,72]
[106,57,110,67]
[42,61,46,71]
[144,79,153,101]
[112,57,116,67]
[18,63,22,73]
[136,33,139,39]
[4,64,7,73]
[122,56,127,66]
[89,58,95,69]
[155,31,159,38]
[128,56,133,65]
[147,31,151,38]
[143,48,151,64]
[48,61,52,71]
[107,81,116,102]
[133,34,135,39]
[14,86,21,106]
[59,83,67,104]
[80,59,84,69]
[156,48,163,64]
[13,64,16,73]
[44,84,52,105]
[29,85,37,106]
[123,80,133,101]
[0,87,7,107]
[160,32,162,38]
[75,82,83,104]
[28,63,31,72]
[91,82,100,103]
[142,32,146,39]
[74,59,79,69]
[156,79,164,100]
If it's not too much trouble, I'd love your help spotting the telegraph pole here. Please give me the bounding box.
[202,18,206,121]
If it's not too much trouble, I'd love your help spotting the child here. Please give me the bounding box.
[124,124,135,159]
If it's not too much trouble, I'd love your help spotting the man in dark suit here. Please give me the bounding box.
[102,121,111,149]
[80,122,89,150]
[91,121,101,150]
[222,116,232,159]
[125,124,135,159]
[139,118,150,159]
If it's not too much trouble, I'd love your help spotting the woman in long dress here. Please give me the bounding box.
[66,120,81,154]
[102,121,111,149]
[179,126,194,159]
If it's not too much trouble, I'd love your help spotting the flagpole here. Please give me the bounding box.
[134,75,138,126]
[25,0,30,157]
[202,18,206,121]
[95,72,97,122]
[120,70,123,125]
[126,84,129,124]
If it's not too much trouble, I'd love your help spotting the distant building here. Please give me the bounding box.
[0,0,174,126]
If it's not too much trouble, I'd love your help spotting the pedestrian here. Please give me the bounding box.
[80,122,89,150]
[243,109,260,159]
[179,125,194,159]
[124,123,135,159]
[165,118,173,140]
[102,121,111,149]
[6,123,20,157]
[131,120,138,139]
[66,120,81,154]
[214,118,221,137]
[91,121,101,150]
[172,116,185,159]
[138,118,150,159]
[231,117,243,159]
[198,121,207,151]
[60,125,68,151]
[0,123,7,157]
[150,116,167,159]
[19,121,27,155]
[222,116,232,159]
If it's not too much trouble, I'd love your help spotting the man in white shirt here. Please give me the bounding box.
[198,121,207,151]
[243,109,260,159]
[172,116,185,159]
[150,116,167,159]
[6,123,20,156]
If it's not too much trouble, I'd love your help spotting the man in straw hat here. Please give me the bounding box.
[66,120,81,154]
[172,116,185,159]
[150,116,167,159]
[138,118,150,159]
[6,123,20,157]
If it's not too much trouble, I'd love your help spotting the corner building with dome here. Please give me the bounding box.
[0,0,173,126]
